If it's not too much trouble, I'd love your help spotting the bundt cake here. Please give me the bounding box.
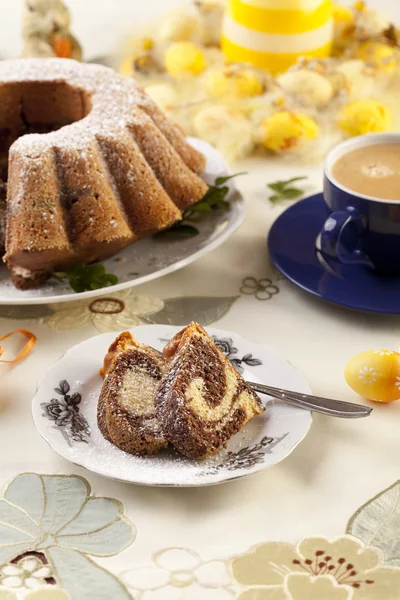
[98,331,168,456]
[0,58,208,289]
[157,323,264,459]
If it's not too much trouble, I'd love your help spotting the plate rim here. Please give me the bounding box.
[31,325,313,487]
[0,139,245,306]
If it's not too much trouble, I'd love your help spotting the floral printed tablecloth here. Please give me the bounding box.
[2,152,400,600]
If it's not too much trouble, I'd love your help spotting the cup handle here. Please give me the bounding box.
[316,207,373,273]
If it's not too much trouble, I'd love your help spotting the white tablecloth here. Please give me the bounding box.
[2,2,400,599]
[2,151,400,599]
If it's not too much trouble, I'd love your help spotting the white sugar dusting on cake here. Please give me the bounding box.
[2,57,208,289]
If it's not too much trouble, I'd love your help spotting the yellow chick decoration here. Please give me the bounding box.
[345,349,400,403]
[357,42,398,73]
[278,69,335,108]
[21,0,82,60]
[338,99,391,136]
[261,110,319,152]
[206,65,265,98]
[164,41,206,78]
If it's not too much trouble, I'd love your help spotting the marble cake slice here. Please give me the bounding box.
[98,332,168,456]
[156,322,264,459]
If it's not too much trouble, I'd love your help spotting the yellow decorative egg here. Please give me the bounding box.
[338,99,391,137]
[354,1,366,12]
[206,66,264,98]
[357,42,397,73]
[345,350,400,403]
[261,110,319,152]
[142,38,154,51]
[164,42,206,78]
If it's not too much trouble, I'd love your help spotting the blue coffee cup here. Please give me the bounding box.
[317,133,400,276]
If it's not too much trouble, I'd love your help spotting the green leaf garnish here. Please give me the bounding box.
[153,224,199,240]
[54,263,119,293]
[215,172,247,186]
[155,172,246,239]
[268,176,307,204]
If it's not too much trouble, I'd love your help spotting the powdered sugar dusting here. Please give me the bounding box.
[2,57,209,282]
[0,138,242,304]
[0,58,157,158]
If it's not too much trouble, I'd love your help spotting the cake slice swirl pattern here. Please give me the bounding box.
[98,324,265,460]
[157,323,265,459]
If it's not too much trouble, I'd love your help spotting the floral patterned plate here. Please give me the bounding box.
[32,325,312,487]
[0,138,244,305]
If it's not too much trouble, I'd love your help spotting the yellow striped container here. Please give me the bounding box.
[222,0,333,74]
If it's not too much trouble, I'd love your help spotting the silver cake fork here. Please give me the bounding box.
[248,382,372,419]
[151,346,371,419]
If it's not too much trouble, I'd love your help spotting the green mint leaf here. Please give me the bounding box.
[281,188,304,199]
[189,202,213,213]
[87,264,106,278]
[55,262,119,293]
[218,200,230,209]
[269,194,282,204]
[69,277,85,293]
[196,188,214,203]
[212,186,230,202]
[269,177,307,190]
[68,264,85,278]
[156,172,242,238]
[154,224,199,239]
[267,183,286,193]
[268,176,307,193]
[215,172,247,186]
[282,176,308,185]
[103,274,119,285]
[268,176,307,204]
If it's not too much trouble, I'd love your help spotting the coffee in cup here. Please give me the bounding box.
[331,143,400,201]
[317,133,400,276]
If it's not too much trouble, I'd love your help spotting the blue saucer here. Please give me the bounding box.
[268,193,400,314]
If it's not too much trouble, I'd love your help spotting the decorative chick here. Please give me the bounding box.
[21,0,82,61]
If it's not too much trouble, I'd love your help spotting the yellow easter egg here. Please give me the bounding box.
[358,42,398,73]
[261,110,319,152]
[206,66,264,98]
[338,100,391,137]
[344,350,400,403]
[164,42,206,78]
[354,1,366,11]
